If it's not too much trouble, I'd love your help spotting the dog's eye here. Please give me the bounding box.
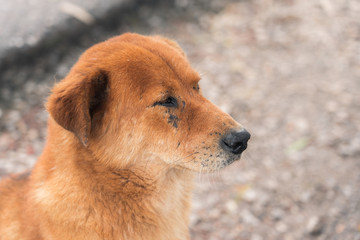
[154,96,178,108]
[193,84,200,91]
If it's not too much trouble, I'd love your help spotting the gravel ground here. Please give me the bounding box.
[1,0,360,239]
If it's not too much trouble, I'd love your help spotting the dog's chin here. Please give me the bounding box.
[176,153,242,173]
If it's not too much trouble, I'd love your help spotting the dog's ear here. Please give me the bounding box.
[46,70,109,146]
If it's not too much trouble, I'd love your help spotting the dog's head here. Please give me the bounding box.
[47,33,250,172]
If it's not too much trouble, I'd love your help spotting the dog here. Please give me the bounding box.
[0,33,250,240]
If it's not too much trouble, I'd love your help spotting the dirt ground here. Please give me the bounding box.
[1,0,359,239]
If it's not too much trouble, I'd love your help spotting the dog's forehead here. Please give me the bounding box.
[108,34,201,87]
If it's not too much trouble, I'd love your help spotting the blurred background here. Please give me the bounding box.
[0,0,359,239]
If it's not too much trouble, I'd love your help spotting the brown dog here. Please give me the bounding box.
[0,33,250,240]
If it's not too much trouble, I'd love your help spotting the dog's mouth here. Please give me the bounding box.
[178,148,243,172]
[225,154,242,165]
[219,151,243,169]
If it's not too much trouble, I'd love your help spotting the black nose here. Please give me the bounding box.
[221,129,251,155]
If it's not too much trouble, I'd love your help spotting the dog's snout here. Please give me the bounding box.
[221,129,251,155]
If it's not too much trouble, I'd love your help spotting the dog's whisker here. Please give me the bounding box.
[243,152,255,165]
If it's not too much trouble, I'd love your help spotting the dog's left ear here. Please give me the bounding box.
[46,70,109,146]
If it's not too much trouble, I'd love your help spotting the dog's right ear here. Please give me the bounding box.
[46,70,109,146]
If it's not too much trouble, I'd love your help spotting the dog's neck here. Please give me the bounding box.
[40,120,194,196]
[32,120,194,239]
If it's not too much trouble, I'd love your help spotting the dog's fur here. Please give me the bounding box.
[0,33,248,240]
